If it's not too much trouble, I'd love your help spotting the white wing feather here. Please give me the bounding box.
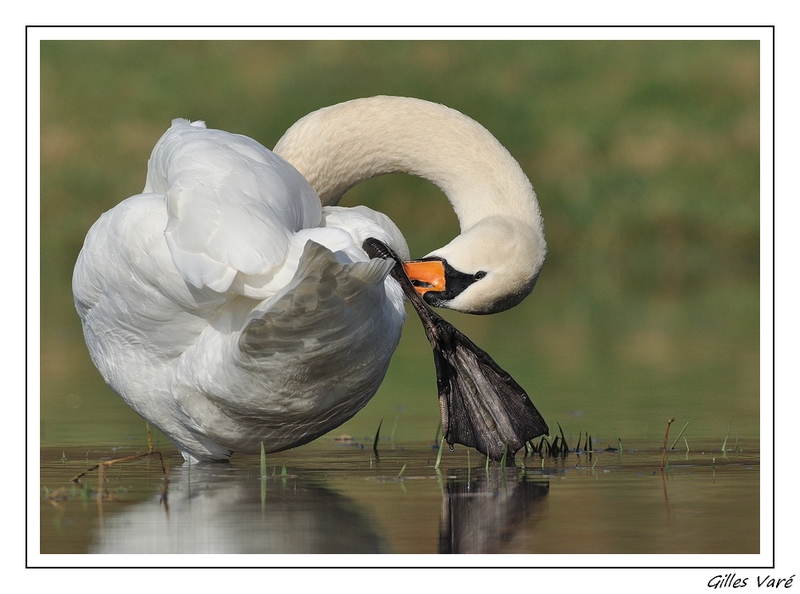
[144,119,322,293]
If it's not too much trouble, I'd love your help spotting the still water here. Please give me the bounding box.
[40,437,759,557]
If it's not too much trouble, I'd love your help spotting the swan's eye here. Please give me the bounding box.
[474,271,487,280]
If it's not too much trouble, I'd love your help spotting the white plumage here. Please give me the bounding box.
[73,97,546,462]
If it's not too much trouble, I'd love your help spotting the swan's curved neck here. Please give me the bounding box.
[273,96,542,233]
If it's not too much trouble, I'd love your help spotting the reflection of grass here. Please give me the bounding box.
[40,39,761,446]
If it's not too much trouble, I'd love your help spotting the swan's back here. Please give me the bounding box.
[145,119,323,294]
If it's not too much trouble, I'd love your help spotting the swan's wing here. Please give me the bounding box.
[144,119,322,293]
[184,239,401,448]
[239,240,396,362]
[167,237,404,456]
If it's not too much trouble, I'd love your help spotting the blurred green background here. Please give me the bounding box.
[40,40,760,452]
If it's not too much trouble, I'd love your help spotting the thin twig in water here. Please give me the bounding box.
[71,450,169,503]
[71,450,166,483]
[71,423,169,502]
[660,418,675,471]
[146,421,154,452]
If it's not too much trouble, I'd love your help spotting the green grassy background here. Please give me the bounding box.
[39,40,760,451]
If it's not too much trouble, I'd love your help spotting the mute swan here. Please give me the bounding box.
[73,96,548,463]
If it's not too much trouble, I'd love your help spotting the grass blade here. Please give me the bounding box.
[557,422,568,455]
[721,422,731,452]
[373,418,383,455]
[670,422,689,450]
[260,442,266,478]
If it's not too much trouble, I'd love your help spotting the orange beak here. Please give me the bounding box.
[402,260,446,296]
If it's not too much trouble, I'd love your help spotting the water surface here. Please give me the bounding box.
[40,438,759,557]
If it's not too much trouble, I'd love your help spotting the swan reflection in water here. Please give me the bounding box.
[91,463,388,554]
[439,468,549,554]
[90,461,548,554]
